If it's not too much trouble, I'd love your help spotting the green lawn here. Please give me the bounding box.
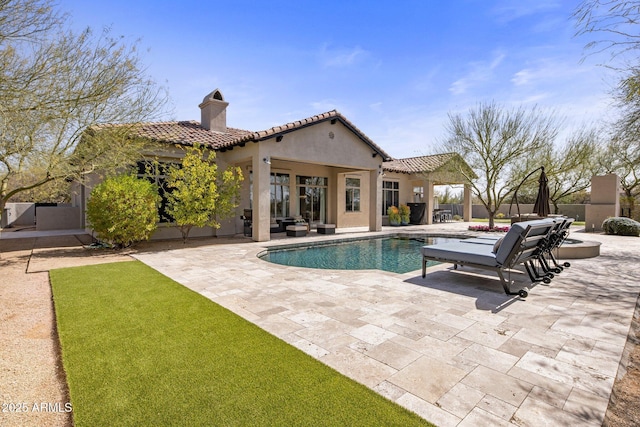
[51,261,432,427]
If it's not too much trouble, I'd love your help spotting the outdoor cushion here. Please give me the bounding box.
[492,236,504,253]
[459,237,500,245]
[421,218,557,297]
[421,241,499,267]
[316,224,336,234]
[494,219,555,265]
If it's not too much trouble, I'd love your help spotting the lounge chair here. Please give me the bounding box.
[519,217,573,281]
[421,218,557,298]
[458,218,574,285]
[542,217,574,271]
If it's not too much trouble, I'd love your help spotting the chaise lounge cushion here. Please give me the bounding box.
[421,241,499,267]
[493,218,555,265]
[421,218,556,268]
[492,236,504,253]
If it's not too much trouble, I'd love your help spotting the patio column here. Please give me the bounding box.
[252,154,271,242]
[424,180,435,225]
[463,184,473,222]
[369,168,382,231]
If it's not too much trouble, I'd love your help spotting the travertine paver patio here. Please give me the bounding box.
[134,223,640,426]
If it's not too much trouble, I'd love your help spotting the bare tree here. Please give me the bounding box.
[599,136,640,218]
[574,1,640,219]
[0,0,168,221]
[573,0,640,61]
[547,130,603,213]
[442,102,559,228]
[515,128,604,214]
[0,0,63,42]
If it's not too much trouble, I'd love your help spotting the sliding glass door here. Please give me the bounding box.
[270,173,290,221]
[297,176,327,226]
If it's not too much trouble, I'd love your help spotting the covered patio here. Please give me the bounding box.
[218,110,393,242]
[383,153,476,225]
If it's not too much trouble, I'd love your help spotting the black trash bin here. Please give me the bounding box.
[407,203,425,224]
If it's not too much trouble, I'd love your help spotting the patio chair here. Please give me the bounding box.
[421,218,557,298]
[545,217,574,271]
[522,217,574,282]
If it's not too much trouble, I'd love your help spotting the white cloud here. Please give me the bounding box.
[450,51,506,95]
[310,99,340,112]
[511,69,533,86]
[491,0,561,24]
[369,102,383,112]
[510,57,591,87]
[318,44,370,68]
[413,66,441,92]
[519,93,552,104]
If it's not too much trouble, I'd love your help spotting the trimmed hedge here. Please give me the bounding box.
[602,217,640,237]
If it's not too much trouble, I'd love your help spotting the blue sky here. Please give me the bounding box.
[58,0,616,158]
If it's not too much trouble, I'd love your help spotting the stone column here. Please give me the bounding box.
[585,174,620,232]
[463,184,473,222]
[424,180,435,225]
[369,169,382,232]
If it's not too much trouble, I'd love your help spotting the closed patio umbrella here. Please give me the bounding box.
[532,166,550,217]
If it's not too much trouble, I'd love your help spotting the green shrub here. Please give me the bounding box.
[387,206,401,225]
[602,217,640,237]
[165,144,243,242]
[86,174,160,248]
[399,204,411,224]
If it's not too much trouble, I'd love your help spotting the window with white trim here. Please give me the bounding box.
[270,172,290,219]
[382,181,400,215]
[345,177,360,212]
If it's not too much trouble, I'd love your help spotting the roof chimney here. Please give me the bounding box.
[199,89,229,132]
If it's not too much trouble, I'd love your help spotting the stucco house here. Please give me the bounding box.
[75,89,473,242]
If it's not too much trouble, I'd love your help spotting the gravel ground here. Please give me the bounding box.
[1,230,638,427]
[0,234,131,427]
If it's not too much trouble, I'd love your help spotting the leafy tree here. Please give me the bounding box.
[607,73,640,219]
[6,174,70,203]
[441,102,558,228]
[435,186,463,204]
[574,1,640,219]
[165,144,244,242]
[510,128,603,213]
[545,130,603,213]
[560,189,591,205]
[0,0,167,224]
[598,136,640,218]
[86,174,160,248]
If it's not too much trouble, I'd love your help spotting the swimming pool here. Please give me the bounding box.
[258,236,458,274]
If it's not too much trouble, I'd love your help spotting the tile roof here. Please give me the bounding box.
[104,120,253,148]
[95,111,392,160]
[383,153,458,174]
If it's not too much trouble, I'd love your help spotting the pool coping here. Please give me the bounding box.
[256,231,472,253]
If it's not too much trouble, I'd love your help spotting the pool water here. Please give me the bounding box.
[259,236,457,274]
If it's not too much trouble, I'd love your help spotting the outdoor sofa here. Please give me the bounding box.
[421,218,560,298]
